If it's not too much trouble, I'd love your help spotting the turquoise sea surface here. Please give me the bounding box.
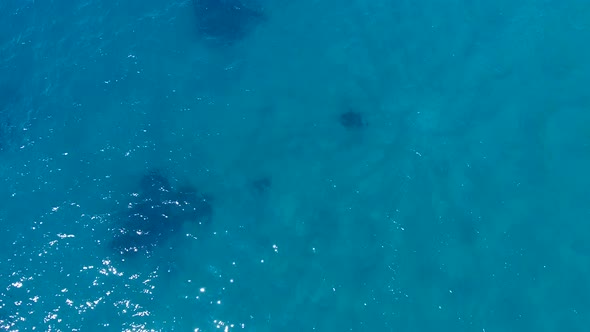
[1,1,590,331]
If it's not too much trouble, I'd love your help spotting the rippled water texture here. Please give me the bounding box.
[1,0,590,331]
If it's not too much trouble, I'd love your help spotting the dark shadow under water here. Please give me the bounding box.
[110,169,213,259]
[192,0,266,46]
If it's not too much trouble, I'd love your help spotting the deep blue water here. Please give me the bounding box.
[1,0,590,331]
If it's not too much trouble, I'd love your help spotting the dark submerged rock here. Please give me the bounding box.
[110,170,213,258]
[192,0,266,45]
[339,110,365,129]
[111,197,177,257]
[251,176,271,194]
[139,169,172,200]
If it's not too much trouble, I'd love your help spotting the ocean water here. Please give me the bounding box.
[1,0,590,331]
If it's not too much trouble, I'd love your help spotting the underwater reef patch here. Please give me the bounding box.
[110,169,213,258]
[339,110,366,129]
[192,0,266,46]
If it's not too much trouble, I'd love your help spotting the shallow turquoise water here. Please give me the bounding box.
[1,1,590,331]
